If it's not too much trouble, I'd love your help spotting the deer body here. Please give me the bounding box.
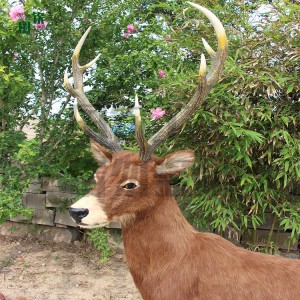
[64,3,300,299]
[123,191,300,300]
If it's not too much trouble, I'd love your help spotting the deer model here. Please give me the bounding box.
[64,2,300,300]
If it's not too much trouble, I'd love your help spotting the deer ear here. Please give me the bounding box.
[90,140,112,166]
[156,150,195,175]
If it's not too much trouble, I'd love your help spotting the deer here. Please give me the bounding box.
[64,2,300,300]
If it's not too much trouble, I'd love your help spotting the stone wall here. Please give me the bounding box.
[242,212,299,251]
[0,177,120,244]
[1,180,299,250]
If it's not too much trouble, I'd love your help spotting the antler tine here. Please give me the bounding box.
[141,2,228,160]
[189,3,228,89]
[73,99,121,152]
[134,94,148,158]
[64,27,122,153]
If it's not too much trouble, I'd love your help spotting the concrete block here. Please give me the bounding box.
[46,191,77,208]
[56,224,68,228]
[224,227,240,245]
[171,185,181,196]
[248,213,281,231]
[0,221,29,238]
[55,210,77,227]
[41,177,66,192]
[1,222,81,243]
[65,184,77,193]
[106,221,121,229]
[29,225,81,243]
[10,214,32,223]
[26,182,42,193]
[10,223,31,238]
[32,209,55,226]
[23,193,46,209]
[0,222,13,235]
[243,229,298,251]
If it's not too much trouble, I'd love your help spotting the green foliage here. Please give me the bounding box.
[0,187,33,224]
[177,0,300,246]
[0,131,32,222]
[86,228,113,262]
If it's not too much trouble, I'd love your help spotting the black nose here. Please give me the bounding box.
[69,208,89,223]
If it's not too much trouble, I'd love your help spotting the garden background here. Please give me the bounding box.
[0,0,299,251]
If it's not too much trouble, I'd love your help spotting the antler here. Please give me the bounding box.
[137,2,228,160]
[64,3,227,159]
[64,27,122,153]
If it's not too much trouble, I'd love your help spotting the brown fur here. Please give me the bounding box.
[84,148,300,300]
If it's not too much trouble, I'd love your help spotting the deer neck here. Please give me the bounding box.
[121,189,196,276]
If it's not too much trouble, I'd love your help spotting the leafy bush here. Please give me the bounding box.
[176,0,300,247]
[86,228,113,262]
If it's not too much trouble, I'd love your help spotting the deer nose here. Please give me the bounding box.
[69,208,89,223]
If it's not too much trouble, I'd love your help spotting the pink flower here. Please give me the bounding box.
[158,70,166,78]
[127,24,135,34]
[13,53,19,60]
[9,5,25,22]
[166,36,172,42]
[34,21,48,30]
[150,107,166,119]
[123,33,130,38]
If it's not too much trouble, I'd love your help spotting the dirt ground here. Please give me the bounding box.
[1,235,299,300]
[0,235,142,300]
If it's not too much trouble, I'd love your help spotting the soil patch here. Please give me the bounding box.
[0,235,142,300]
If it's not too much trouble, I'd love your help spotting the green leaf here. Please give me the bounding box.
[283,174,288,188]
[287,84,293,94]
[282,131,292,145]
[284,161,290,172]
[275,172,284,181]
[281,116,289,126]
[234,139,241,152]
[244,155,252,168]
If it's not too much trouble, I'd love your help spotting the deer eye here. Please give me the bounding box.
[123,182,137,190]
[121,180,139,190]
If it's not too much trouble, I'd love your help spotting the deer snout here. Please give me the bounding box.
[69,207,89,223]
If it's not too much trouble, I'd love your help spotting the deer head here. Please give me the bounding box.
[64,2,227,229]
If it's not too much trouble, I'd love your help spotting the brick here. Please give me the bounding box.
[46,191,77,208]
[55,210,77,227]
[32,209,55,226]
[23,193,46,209]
